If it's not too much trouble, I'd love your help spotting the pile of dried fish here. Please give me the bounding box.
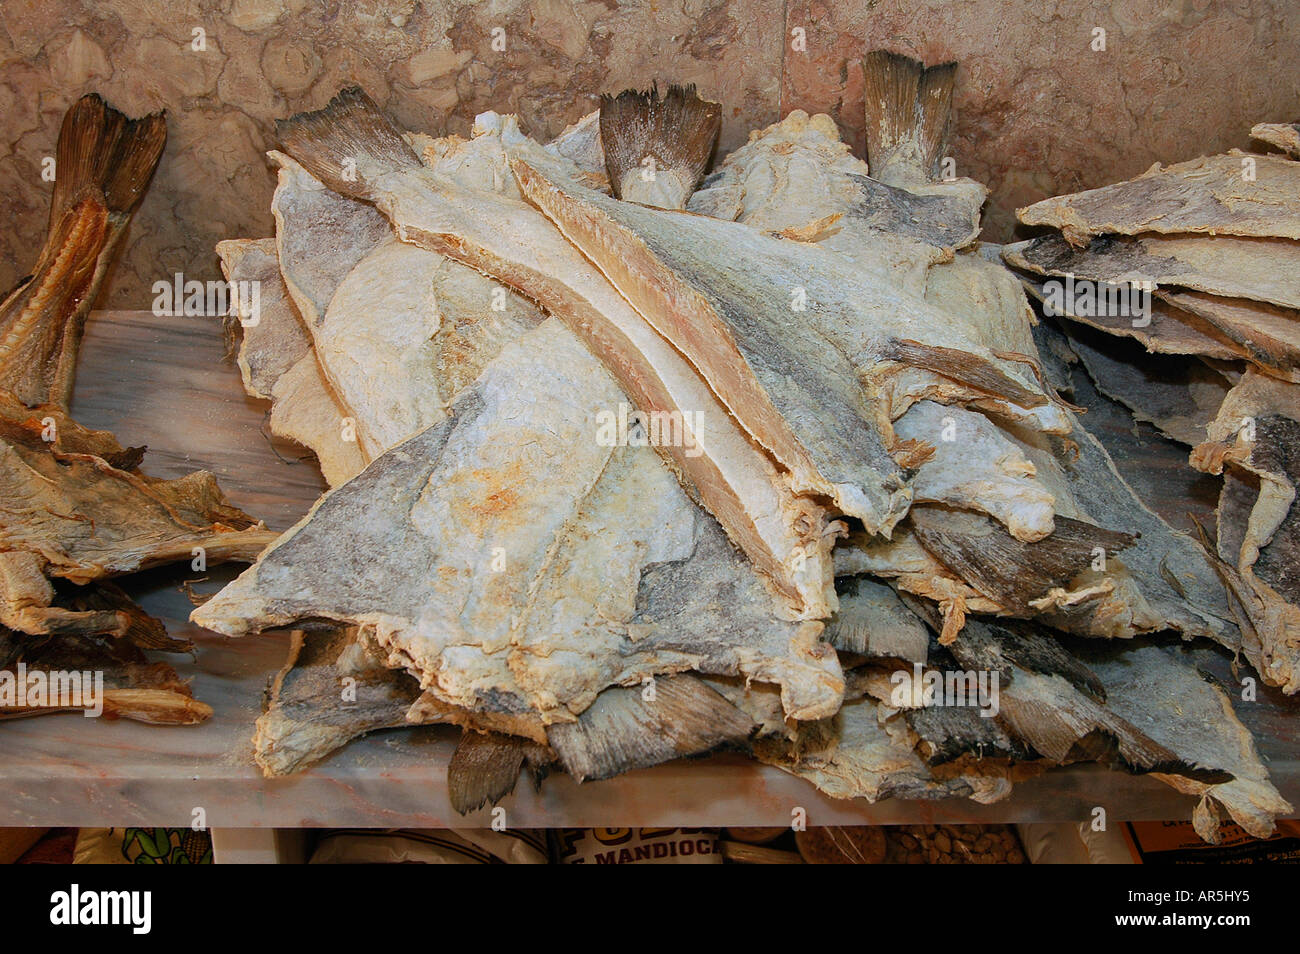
[0,95,274,724]
[1002,124,1300,696]
[195,55,1293,842]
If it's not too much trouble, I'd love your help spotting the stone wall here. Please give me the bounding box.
[1,0,1297,306]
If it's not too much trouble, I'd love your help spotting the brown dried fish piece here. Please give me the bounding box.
[447,730,554,813]
[547,674,755,783]
[1252,122,1300,159]
[0,627,210,725]
[1017,152,1300,246]
[1084,643,1293,841]
[598,84,720,209]
[195,319,844,724]
[0,394,275,636]
[1005,233,1300,311]
[276,92,837,619]
[1064,322,1233,446]
[0,94,165,408]
[910,507,1135,619]
[1191,370,1300,692]
[894,400,1056,541]
[1157,290,1300,381]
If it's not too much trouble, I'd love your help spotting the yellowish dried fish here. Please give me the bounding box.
[1017,152,1300,246]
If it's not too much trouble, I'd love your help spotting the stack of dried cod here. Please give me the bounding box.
[1002,123,1300,698]
[0,95,275,723]
[195,56,1293,842]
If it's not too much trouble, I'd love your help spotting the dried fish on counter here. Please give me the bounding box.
[0,95,276,727]
[0,95,165,408]
[276,90,839,620]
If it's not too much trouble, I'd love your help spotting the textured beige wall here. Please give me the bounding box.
[1,0,1297,307]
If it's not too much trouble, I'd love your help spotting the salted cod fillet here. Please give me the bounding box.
[1252,122,1300,159]
[273,89,836,620]
[194,318,844,731]
[1017,152,1300,245]
[1004,233,1300,312]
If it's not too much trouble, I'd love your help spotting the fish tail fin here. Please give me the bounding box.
[50,93,167,228]
[598,82,721,208]
[861,50,956,183]
[275,86,422,202]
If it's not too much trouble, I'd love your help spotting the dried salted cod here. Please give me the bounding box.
[1018,152,1300,245]
[253,625,426,776]
[753,686,1018,805]
[0,95,166,408]
[544,109,607,187]
[216,238,364,486]
[1191,370,1300,692]
[598,84,719,209]
[216,238,310,400]
[894,400,1055,541]
[824,576,930,664]
[194,319,844,729]
[1011,267,1251,362]
[1084,643,1293,840]
[1064,323,1233,446]
[271,152,545,463]
[512,158,1069,522]
[1253,122,1300,159]
[1005,233,1300,312]
[0,628,211,724]
[1158,290,1300,382]
[275,89,836,619]
[547,674,754,783]
[688,107,982,296]
[0,394,275,637]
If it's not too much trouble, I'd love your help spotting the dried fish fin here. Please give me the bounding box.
[1017,152,1300,245]
[0,95,166,407]
[1252,122,1300,158]
[253,627,426,776]
[825,576,929,664]
[861,50,955,187]
[599,83,720,208]
[447,730,554,813]
[546,674,755,783]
